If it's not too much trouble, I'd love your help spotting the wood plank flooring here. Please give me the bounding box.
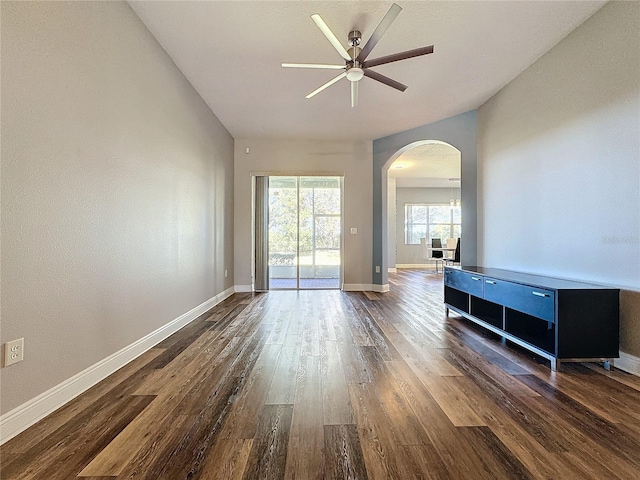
[2,269,640,479]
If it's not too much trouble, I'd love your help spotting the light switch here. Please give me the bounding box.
[350,228,358,235]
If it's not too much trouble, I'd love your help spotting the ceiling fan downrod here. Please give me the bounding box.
[346,30,363,82]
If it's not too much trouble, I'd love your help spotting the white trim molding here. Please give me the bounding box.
[616,351,640,377]
[234,284,253,293]
[0,287,234,445]
[343,284,372,291]
[388,268,397,273]
[342,284,390,293]
[396,264,431,268]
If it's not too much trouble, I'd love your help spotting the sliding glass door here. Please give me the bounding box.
[268,176,342,290]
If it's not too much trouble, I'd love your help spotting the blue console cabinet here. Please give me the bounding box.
[443,266,619,371]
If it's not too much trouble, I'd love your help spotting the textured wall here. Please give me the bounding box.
[1,1,234,413]
[234,139,373,288]
[478,1,640,355]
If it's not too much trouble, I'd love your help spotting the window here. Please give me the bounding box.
[405,204,461,244]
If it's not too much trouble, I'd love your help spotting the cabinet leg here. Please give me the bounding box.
[445,306,449,316]
[603,359,612,371]
[550,358,559,371]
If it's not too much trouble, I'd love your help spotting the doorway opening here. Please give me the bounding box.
[386,141,461,275]
[268,176,342,290]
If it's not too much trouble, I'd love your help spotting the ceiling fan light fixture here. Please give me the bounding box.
[346,67,364,82]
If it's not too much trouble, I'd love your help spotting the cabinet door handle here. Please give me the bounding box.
[532,291,550,298]
[471,276,481,281]
[485,280,496,285]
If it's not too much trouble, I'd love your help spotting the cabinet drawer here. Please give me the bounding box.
[484,278,555,322]
[444,269,484,297]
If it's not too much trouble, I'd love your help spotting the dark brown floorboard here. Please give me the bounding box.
[323,424,369,480]
[1,270,638,480]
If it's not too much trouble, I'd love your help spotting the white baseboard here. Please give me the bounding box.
[0,287,234,445]
[342,284,390,293]
[372,284,390,293]
[396,264,432,269]
[238,283,391,293]
[388,268,397,273]
[616,351,640,377]
[343,283,372,291]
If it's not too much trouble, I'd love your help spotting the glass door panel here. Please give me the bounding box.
[299,176,341,289]
[297,183,313,289]
[268,177,298,289]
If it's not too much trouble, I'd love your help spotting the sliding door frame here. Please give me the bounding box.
[251,172,344,291]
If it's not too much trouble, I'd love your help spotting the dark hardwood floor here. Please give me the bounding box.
[2,269,640,479]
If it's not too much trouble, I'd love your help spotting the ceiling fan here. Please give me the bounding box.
[282,3,434,107]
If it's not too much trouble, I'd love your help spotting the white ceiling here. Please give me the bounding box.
[389,142,460,188]
[129,1,605,141]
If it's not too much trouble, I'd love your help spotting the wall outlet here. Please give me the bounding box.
[375,266,381,273]
[224,269,228,278]
[4,338,24,367]
[350,227,358,235]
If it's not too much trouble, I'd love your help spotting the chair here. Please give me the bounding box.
[444,238,460,266]
[429,238,444,273]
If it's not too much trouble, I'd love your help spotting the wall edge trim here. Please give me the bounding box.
[0,287,234,445]
[396,264,432,268]
[234,284,253,293]
[343,284,372,291]
[616,351,640,377]
[343,284,390,293]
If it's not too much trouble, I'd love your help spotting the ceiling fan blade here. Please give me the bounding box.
[282,63,345,70]
[311,14,351,61]
[306,72,347,99]
[357,3,402,62]
[363,69,407,92]
[363,45,434,68]
[351,81,359,108]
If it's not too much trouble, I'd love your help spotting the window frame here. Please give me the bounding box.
[404,203,461,245]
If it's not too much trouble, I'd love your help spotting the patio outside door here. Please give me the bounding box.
[268,176,342,289]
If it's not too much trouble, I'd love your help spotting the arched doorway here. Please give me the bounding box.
[387,141,461,276]
[371,111,478,291]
